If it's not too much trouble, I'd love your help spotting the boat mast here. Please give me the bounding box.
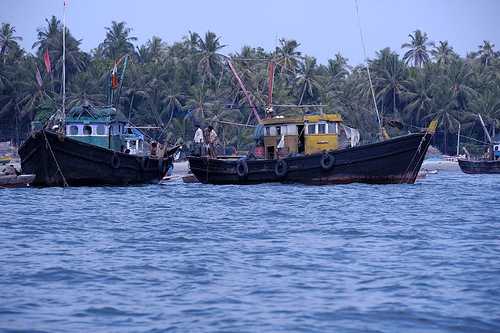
[456,122,461,156]
[61,0,67,127]
[227,59,262,123]
[354,0,383,138]
[478,113,494,160]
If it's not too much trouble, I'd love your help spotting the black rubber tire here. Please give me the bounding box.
[320,152,335,170]
[236,159,249,177]
[111,153,121,169]
[275,159,288,177]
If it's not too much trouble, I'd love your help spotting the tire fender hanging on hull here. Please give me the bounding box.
[320,152,335,170]
[236,159,249,178]
[275,159,288,178]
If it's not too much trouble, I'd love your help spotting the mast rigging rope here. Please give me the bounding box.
[354,0,382,133]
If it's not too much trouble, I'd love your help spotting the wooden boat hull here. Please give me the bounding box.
[18,130,172,187]
[189,132,433,185]
[458,159,500,174]
[0,174,35,188]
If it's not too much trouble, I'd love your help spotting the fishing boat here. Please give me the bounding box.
[19,105,176,186]
[17,2,177,187]
[189,115,437,185]
[458,114,500,174]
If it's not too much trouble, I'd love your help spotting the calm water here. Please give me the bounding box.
[1,171,499,333]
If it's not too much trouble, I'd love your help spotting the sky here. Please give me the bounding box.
[1,0,499,65]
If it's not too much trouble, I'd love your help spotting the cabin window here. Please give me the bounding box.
[111,124,120,135]
[265,126,271,136]
[318,123,326,134]
[328,123,337,134]
[83,125,92,135]
[69,125,79,135]
[287,125,298,135]
[96,125,105,135]
[276,126,282,136]
[308,124,316,135]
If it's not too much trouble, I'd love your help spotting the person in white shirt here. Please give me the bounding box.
[193,124,204,156]
[194,125,204,144]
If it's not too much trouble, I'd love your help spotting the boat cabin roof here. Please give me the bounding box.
[66,105,127,124]
[261,114,343,126]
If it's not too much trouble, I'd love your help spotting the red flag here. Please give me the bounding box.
[111,62,119,89]
[43,49,51,73]
[35,65,43,88]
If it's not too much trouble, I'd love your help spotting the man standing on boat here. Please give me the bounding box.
[193,124,204,156]
[207,125,219,158]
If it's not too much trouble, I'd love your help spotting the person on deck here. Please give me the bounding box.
[193,124,204,156]
[207,125,219,158]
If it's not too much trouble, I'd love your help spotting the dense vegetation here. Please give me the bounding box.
[1,17,500,154]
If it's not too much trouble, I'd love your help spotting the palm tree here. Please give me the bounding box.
[402,30,432,67]
[477,40,497,67]
[428,90,463,155]
[296,56,321,105]
[161,91,185,127]
[326,53,350,83]
[274,38,301,76]
[370,48,409,118]
[431,41,457,66]
[196,31,226,85]
[31,16,87,86]
[401,68,434,126]
[469,90,500,124]
[0,23,22,63]
[32,16,59,54]
[100,21,137,60]
[445,59,477,111]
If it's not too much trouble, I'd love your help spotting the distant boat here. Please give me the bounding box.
[458,158,500,174]
[19,105,177,187]
[0,174,35,188]
[458,114,500,174]
[188,115,437,185]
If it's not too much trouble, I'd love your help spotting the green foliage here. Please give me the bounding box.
[1,20,500,154]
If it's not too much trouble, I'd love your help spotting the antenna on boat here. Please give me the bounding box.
[266,61,275,118]
[354,0,383,138]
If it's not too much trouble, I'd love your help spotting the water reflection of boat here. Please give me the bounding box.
[189,115,437,185]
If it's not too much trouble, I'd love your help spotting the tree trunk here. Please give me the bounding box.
[443,121,448,155]
[299,83,307,105]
